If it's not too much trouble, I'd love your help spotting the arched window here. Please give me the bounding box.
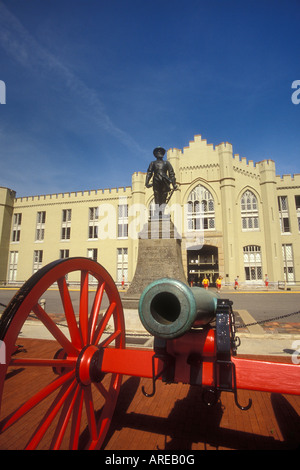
[149,198,156,219]
[187,185,215,231]
[241,190,259,230]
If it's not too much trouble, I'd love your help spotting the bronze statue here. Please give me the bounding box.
[145,147,177,209]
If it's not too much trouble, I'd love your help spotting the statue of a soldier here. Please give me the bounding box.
[145,147,177,214]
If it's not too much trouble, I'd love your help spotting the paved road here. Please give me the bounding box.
[219,291,300,323]
[0,287,110,316]
[1,288,300,324]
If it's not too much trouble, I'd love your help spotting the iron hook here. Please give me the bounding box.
[142,377,157,398]
[141,354,170,398]
[232,362,252,410]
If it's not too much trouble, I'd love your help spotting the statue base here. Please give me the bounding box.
[122,218,187,309]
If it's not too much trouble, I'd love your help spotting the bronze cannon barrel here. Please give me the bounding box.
[138,278,217,339]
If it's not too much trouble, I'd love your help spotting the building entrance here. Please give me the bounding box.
[187,245,219,286]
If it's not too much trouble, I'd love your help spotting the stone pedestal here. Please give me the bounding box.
[122,217,187,308]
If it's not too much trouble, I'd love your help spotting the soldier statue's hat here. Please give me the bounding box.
[153,147,166,157]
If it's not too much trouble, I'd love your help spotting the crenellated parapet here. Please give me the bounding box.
[233,154,260,181]
[14,185,132,207]
[179,135,217,168]
[276,173,300,189]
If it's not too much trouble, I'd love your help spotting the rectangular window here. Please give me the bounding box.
[186,197,215,233]
[61,227,71,240]
[62,209,72,222]
[117,248,128,283]
[88,207,98,239]
[36,211,46,241]
[33,250,43,273]
[61,209,71,240]
[59,249,69,280]
[8,251,18,282]
[11,213,22,242]
[88,225,98,239]
[37,211,46,224]
[89,207,98,220]
[87,249,98,284]
[118,204,128,238]
[282,244,295,282]
[87,248,98,262]
[278,196,290,233]
[295,196,300,232]
[241,216,259,230]
[243,245,263,281]
[60,249,69,259]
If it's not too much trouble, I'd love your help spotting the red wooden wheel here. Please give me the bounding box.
[0,258,125,450]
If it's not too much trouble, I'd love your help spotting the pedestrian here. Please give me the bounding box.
[234,276,239,290]
[265,274,269,291]
[216,276,222,293]
[202,276,209,290]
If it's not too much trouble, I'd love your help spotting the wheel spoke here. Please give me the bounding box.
[25,378,77,450]
[57,277,82,349]
[10,357,76,368]
[32,304,78,357]
[0,370,75,433]
[94,381,109,400]
[89,281,106,343]
[69,388,84,450]
[92,301,116,345]
[50,383,81,450]
[84,385,98,441]
[90,376,120,450]
[79,271,89,345]
[99,329,121,348]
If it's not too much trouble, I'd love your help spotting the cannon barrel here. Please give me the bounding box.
[138,278,217,339]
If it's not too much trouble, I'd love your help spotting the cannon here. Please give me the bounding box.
[139,278,218,339]
[138,278,247,403]
[0,257,299,450]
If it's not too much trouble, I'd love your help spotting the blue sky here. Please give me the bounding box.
[0,0,299,197]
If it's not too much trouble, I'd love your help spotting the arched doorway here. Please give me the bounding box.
[187,245,219,286]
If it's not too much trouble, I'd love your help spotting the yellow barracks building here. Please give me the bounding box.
[0,134,299,289]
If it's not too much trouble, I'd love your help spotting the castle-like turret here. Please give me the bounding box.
[0,187,16,281]
[257,160,283,280]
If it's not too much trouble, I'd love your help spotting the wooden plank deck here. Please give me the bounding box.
[0,338,299,450]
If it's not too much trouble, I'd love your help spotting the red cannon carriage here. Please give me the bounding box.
[0,257,299,449]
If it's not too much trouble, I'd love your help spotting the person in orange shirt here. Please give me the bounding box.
[202,276,209,290]
[216,276,222,293]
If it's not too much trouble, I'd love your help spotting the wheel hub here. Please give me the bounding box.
[75,345,105,385]
[52,348,68,376]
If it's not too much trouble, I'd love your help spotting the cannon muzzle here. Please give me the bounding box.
[138,278,217,339]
